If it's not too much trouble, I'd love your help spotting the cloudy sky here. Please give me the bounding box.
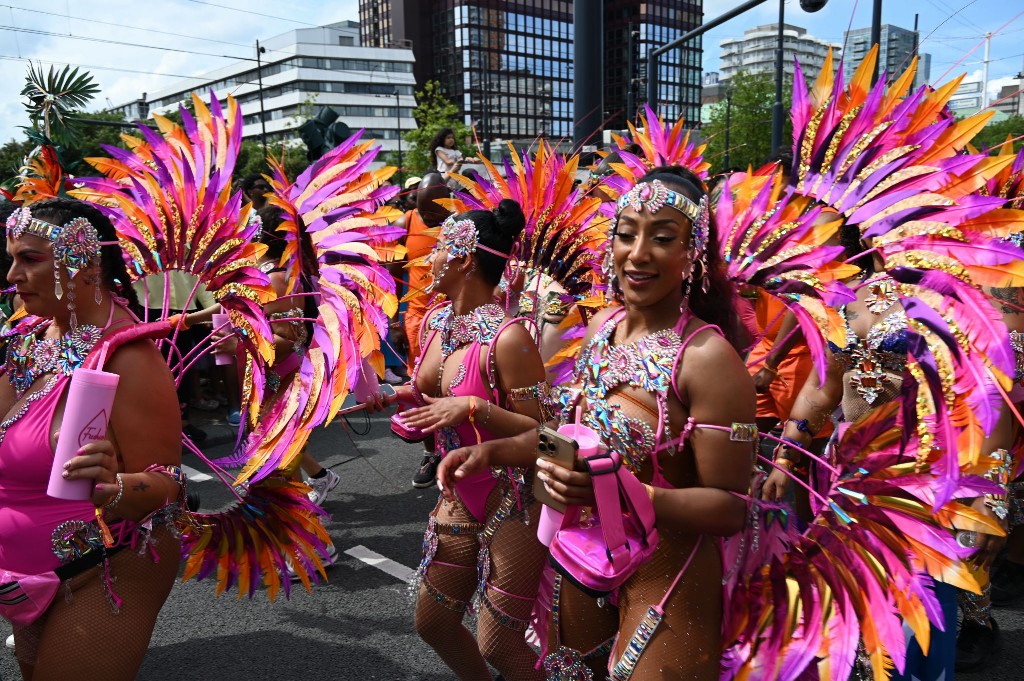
[1,0,1021,143]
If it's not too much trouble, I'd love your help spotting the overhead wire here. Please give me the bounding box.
[1,5,294,59]
[183,0,321,28]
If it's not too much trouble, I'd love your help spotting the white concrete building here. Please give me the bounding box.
[112,21,416,156]
[719,23,841,84]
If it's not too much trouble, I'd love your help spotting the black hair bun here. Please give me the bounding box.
[492,198,526,241]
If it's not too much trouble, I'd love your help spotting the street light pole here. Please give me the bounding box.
[255,40,268,156]
[770,1,785,154]
[395,88,402,176]
[870,0,883,84]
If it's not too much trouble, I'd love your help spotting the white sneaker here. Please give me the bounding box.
[384,368,406,385]
[306,468,340,506]
[5,633,14,650]
[286,541,338,582]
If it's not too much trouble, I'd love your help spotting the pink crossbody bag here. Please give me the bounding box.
[548,450,659,597]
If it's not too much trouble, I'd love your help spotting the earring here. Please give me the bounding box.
[94,279,103,306]
[602,238,622,300]
[54,264,63,300]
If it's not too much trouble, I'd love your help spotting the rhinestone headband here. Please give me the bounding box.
[438,215,510,260]
[5,206,102,278]
[616,179,701,222]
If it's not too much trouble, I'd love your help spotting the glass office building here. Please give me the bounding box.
[361,1,704,146]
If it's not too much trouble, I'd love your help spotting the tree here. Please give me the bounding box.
[970,115,1024,154]
[402,80,472,175]
[702,70,793,173]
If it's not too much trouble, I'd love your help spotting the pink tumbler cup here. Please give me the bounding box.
[537,423,602,546]
[353,357,380,403]
[211,313,233,365]
[47,368,120,501]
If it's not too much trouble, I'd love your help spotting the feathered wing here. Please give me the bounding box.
[69,93,339,599]
[234,130,404,486]
[722,402,1001,681]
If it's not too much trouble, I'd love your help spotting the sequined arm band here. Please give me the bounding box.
[984,448,1012,521]
[508,381,553,421]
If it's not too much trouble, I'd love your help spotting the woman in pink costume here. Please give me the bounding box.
[440,167,757,680]
[391,199,550,680]
[0,199,184,680]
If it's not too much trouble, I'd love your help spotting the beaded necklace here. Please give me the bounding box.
[6,322,104,398]
[430,303,505,395]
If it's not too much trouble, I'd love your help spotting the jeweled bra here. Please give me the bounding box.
[563,314,683,474]
[831,307,908,405]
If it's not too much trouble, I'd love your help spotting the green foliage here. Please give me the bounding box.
[21,63,100,146]
[234,139,309,185]
[402,80,471,174]
[702,70,792,173]
[971,115,1024,154]
[0,138,34,185]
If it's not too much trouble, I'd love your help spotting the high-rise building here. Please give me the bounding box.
[359,1,703,150]
[718,23,841,84]
[113,21,416,156]
[842,24,931,87]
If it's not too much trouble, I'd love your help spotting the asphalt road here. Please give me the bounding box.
[2,409,1022,680]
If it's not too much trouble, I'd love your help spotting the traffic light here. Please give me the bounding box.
[298,107,350,161]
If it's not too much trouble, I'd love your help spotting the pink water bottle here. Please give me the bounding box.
[47,368,120,500]
[536,422,602,547]
[211,312,233,365]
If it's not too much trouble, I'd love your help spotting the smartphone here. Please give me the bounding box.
[532,426,579,513]
[338,384,397,415]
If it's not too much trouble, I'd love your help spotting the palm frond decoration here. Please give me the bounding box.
[21,63,100,145]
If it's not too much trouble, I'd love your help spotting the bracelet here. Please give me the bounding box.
[642,483,656,504]
[762,364,779,376]
[772,457,795,470]
[983,448,1012,520]
[482,400,492,425]
[103,473,124,510]
[787,418,811,434]
[468,396,478,424]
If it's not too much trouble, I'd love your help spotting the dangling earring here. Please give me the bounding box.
[66,271,78,331]
[94,274,103,306]
[602,237,622,300]
[54,263,63,300]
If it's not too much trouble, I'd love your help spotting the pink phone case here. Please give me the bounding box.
[391,411,427,443]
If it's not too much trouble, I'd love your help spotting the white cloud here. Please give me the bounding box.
[1,0,358,143]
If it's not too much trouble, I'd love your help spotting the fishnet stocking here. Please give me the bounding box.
[477,499,546,681]
[611,530,721,680]
[547,579,619,678]
[14,525,180,681]
[415,490,497,681]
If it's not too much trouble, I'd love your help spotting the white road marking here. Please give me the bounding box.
[181,464,213,483]
[344,545,416,583]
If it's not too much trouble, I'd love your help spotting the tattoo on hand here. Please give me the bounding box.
[845,309,859,321]
[132,481,150,492]
[988,286,1024,314]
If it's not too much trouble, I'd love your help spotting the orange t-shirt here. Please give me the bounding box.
[404,209,436,317]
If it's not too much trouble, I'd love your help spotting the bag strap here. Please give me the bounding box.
[584,452,631,570]
[615,464,657,537]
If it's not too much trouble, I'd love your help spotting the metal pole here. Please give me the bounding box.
[483,67,491,159]
[395,89,403,174]
[256,40,268,156]
[870,0,882,85]
[982,32,992,109]
[626,21,635,126]
[573,0,603,149]
[647,0,769,111]
[771,1,785,154]
[724,89,733,170]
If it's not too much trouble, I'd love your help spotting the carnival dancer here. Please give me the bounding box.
[0,199,184,680]
[441,165,758,680]
[389,200,550,680]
